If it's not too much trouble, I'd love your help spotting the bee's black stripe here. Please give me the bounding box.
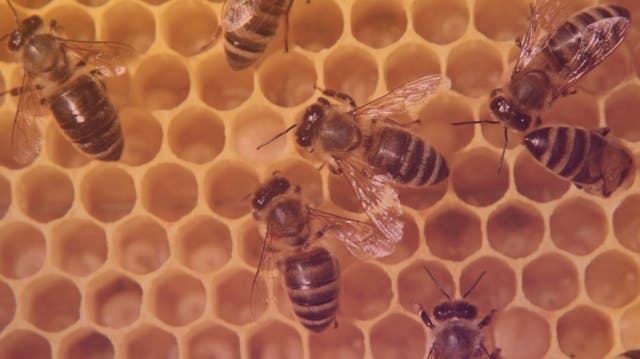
[559,127,586,177]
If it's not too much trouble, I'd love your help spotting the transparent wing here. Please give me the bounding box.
[514,0,574,73]
[249,225,277,320]
[336,157,404,249]
[555,16,630,97]
[11,73,43,164]
[352,74,451,121]
[58,38,135,77]
[221,0,257,31]
[309,207,397,259]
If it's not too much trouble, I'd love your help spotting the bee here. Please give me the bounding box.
[1,1,133,164]
[454,1,630,168]
[251,174,397,331]
[418,266,500,359]
[258,74,451,243]
[523,126,635,197]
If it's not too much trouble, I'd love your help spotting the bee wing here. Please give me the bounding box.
[309,207,397,259]
[351,74,451,121]
[336,157,404,250]
[249,225,277,319]
[221,0,258,31]
[554,16,630,98]
[514,0,575,73]
[58,39,135,77]
[11,73,44,164]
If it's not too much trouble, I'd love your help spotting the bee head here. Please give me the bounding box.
[252,176,291,210]
[489,88,532,132]
[433,302,454,321]
[453,300,477,320]
[7,15,43,52]
[296,102,325,147]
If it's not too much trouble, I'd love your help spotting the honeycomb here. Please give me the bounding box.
[0,0,638,358]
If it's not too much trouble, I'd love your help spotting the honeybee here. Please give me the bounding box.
[251,174,397,331]
[1,1,133,164]
[418,266,500,359]
[523,126,635,197]
[258,74,451,243]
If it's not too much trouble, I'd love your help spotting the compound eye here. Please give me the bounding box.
[514,113,531,131]
[8,31,21,51]
[434,303,453,321]
[489,96,508,115]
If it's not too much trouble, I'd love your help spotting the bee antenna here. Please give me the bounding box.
[496,127,508,173]
[424,265,451,301]
[6,0,20,26]
[462,270,487,299]
[450,120,500,126]
[256,124,297,150]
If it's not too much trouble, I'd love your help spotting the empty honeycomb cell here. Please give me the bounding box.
[248,320,303,359]
[383,43,440,92]
[141,163,197,221]
[415,93,474,156]
[494,307,551,359]
[270,160,324,206]
[259,52,316,107]
[451,148,509,207]
[119,107,163,166]
[351,0,406,49]
[460,257,517,313]
[150,270,206,326]
[308,321,365,359]
[162,0,217,57]
[44,4,95,41]
[81,165,136,222]
[514,151,571,202]
[323,46,378,105]
[487,200,544,259]
[215,268,266,325]
[447,41,503,98]
[0,330,51,359]
[12,0,49,8]
[290,0,343,52]
[104,71,131,109]
[168,107,224,164]
[412,0,468,44]
[134,54,190,110]
[397,260,454,313]
[341,262,393,320]
[0,280,15,332]
[580,45,632,95]
[370,313,425,359]
[125,325,178,359]
[197,54,254,110]
[557,305,614,359]
[474,0,528,41]
[397,180,447,210]
[100,1,155,53]
[0,222,45,279]
[75,0,108,6]
[60,329,114,359]
[0,5,19,62]
[24,274,80,332]
[328,173,362,213]
[621,304,640,349]
[379,213,419,264]
[522,253,579,310]
[614,194,640,252]
[16,165,73,222]
[45,123,89,168]
[546,91,600,130]
[585,250,639,308]
[176,215,232,273]
[605,84,640,141]
[233,105,287,162]
[424,206,482,261]
[205,161,259,219]
[550,197,607,255]
[50,218,107,277]
[186,323,241,359]
[239,221,263,268]
[87,272,142,329]
[114,216,169,275]
[0,175,8,219]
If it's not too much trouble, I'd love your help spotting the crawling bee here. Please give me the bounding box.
[258,74,451,243]
[251,174,396,331]
[455,0,630,168]
[523,126,635,197]
[418,266,500,359]
[0,0,133,164]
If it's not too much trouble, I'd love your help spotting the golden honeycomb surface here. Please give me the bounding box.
[0,0,639,358]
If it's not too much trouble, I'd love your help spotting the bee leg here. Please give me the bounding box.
[283,0,294,52]
[0,85,33,98]
[418,304,436,329]
[592,127,610,137]
[333,318,338,329]
[481,344,501,359]
[477,309,497,329]
[328,164,342,175]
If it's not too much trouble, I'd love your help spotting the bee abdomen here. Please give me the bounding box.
[367,127,448,186]
[546,5,630,70]
[280,247,339,332]
[49,74,123,161]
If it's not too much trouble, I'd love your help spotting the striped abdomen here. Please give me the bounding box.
[223,0,292,70]
[49,74,123,161]
[280,247,339,332]
[365,126,449,186]
[545,5,630,71]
